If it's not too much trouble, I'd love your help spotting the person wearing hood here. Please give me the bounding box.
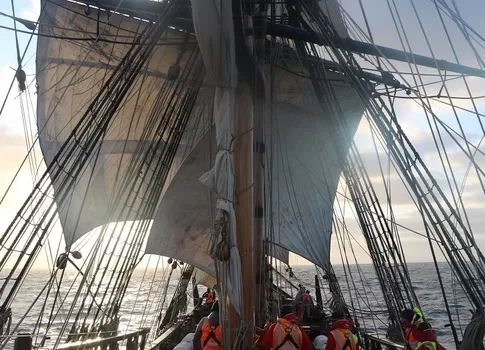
[325,315,358,350]
[400,308,446,350]
[294,285,305,304]
[260,305,313,350]
[313,334,328,350]
[193,301,221,350]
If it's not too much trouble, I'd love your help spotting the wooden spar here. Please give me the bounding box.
[73,0,485,79]
[258,21,485,78]
[230,80,255,349]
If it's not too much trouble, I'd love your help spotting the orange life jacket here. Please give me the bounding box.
[272,317,302,349]
[205,292,215,304]
[200,318,222,350]
[405,321,425,350]
[405,327,418,349]
[330,329,357,350]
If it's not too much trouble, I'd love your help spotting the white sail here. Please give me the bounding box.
[265,64,364,270]
[36,0,213,245]
[146,64,364,272]
[195,269,217,289]
[265,242,290,265]
[36,0,354,311]
[35,0,351,244]
[145,128,216,276]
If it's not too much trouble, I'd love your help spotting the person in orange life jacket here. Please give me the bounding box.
[260,305,313,350]
[412,328,445,350]
[193,301,221,350]
[400,309,446,350]
[325,314,359,350]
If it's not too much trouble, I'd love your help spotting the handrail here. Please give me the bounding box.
[56,328,150,350]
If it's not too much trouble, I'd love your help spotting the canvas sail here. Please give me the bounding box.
[144,0,360,278]
[36,0,213,245]
[145,64,364,272]
[36,0,356,311]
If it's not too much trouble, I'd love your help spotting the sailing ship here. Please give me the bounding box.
[0,0,485,349]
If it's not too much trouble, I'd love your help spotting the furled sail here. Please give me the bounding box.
[36,0,212,245]
[190,0,242,313]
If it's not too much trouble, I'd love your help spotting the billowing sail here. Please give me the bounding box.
[265,63,364,270]
[195,269,217,290]
[145,128,216,275]
[36,0,212,245]
[36,0,355,306]
[145,64,364,272]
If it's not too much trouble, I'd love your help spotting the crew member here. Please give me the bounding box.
[260,305,313,350]
[314,335,328,350]
[202,288,215,306]
[193,301,221,350]
[294,285,305,304]
[400,308,446,350]
[325,315,358,350]
[301,290,314,319]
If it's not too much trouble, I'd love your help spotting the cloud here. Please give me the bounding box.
[22,0,41,22]
[0,128,40,204]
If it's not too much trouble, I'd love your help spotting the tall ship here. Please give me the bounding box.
[0,0,484,349]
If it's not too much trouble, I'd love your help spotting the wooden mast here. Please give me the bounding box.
[231,79,255,349]
[229,3,266,347]
[253,87,266,329]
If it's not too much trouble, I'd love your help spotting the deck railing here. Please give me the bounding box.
[13,329,150,350]
[58,329,150,350]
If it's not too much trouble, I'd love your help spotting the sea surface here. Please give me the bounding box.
[3,262,475,349]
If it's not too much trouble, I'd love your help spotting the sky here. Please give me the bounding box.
[1,0,485,271]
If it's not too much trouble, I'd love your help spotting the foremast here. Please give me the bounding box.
[228,3,266,348]
[189,0,265,348]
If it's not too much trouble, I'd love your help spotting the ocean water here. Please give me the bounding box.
[3,262,473,349]
[292,262,472,349]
